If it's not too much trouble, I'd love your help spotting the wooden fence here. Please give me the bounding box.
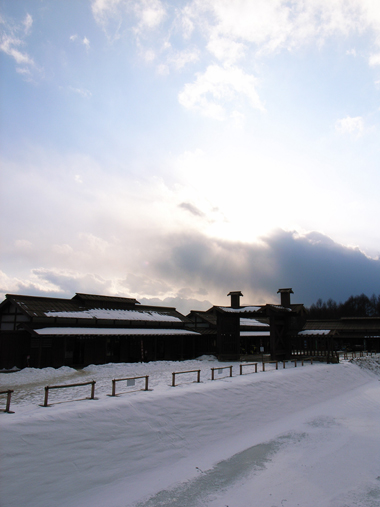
[111,375,149,396]
[239,363,258,375]
[2,356,327,411]
[43,380,96,407]
[0,389,14,413]
[211,366,233,380]
[172,369,200,387]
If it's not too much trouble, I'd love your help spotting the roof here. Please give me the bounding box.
[33,327,200,337]
[3,293,190,323]
[44,308,182,323]
[187,311,217,326]
[4,294,83,317]
[73,293,139,306]
[217,306,262,314]
[303,319,380,332]
[240,331,270,337]
[240,318,269,328]
[299,329,332,336]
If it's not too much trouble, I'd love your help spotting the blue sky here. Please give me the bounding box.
[1,0,380,313]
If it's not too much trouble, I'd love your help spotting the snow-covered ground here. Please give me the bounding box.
[1,356,380,507]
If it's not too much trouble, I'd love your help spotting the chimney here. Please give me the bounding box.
[277,288,293,308]
[227,291,243,309]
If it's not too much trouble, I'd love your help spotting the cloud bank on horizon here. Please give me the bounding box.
[1,0,380,313]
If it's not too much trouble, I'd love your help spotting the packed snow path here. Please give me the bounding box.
[1,357,380,507]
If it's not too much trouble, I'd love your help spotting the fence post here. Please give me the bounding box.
[255,363,257,373]
[172,372,176,387]
[44,386,49,407]
[145,376,149,391]
[112,379,116,396]
[5,390,13,413]
[294,359,297,367]
[240,364,243,375]
[283,361,286,369]
[275,361,278,370]
[90,381,95,400]
[262,362,265,372]
[211,368,215,380]
[197,370,200,383]
[229,366,232,377]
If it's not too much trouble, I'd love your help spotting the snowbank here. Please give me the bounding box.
[1,358,380,507]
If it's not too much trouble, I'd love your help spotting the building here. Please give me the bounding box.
[299,317,380,353]
[188,289,306,361]
[0,293,200,369]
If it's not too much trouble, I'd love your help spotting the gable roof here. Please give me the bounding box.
[2,293,190,324]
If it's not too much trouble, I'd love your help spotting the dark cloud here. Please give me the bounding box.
[178,202,205,218]
[152,229,380,306]
[2,229,380,312]
[31,269,113,296]
[120,273,172,296]
[139,296,212,315]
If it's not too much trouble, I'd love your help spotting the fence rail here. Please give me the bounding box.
[111,375,149,396]
[172,369,200,387]
[0,389,14,413]
[211,366,232,380]
[43,381,96,407]
[262,360,279,372]
[239,363,258,375]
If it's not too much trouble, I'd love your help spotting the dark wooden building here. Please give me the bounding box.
[299,317,380,353]
[188,288,306,361]
[0,293,200,369]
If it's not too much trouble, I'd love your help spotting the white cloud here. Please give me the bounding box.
[23,13,33,35]
[0,34,34,66]
[335,115,364,135]
[68,86,92,98]
[83,36,90,49]
[167,48,199,70]
[206,36,246,64]
[92,0,165,36]
[70,34,78,41]
[178,64,264,119]
[134,0,166,31]
[0,13,36,77]
[369,52,380,66]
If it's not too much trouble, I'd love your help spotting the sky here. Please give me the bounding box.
[1,0,380,313]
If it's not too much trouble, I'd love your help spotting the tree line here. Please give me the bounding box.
[307,294,380,319]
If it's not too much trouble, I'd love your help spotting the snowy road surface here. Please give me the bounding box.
[1,357,380,507]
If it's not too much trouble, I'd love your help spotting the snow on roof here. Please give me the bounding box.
[219,306,261,313]
[240,318,269,327]
[299,329,331,336]
[44,308,181,322]
[240,331,270,337]
[34,327,200,336]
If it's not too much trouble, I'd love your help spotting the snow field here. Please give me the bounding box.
[1,357,380,507]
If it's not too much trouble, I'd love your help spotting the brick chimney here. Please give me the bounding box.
[277,288,293,308]
[227,291,243,309]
